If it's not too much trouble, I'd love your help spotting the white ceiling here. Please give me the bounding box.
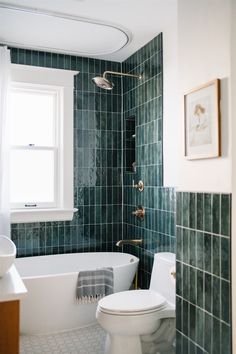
[0,0,175,62]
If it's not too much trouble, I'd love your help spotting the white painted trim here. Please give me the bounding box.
[10,64,78,223]
[11,208,78,223]
[10,64,79,86]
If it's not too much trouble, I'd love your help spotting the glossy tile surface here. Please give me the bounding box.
[10,48,123,256]
[176,192,231,354]
[122,34,176,288]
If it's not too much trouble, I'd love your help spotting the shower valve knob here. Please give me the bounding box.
[132,206,145,220]
[132,180,144,192]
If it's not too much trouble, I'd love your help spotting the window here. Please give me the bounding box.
[10,64,78,223]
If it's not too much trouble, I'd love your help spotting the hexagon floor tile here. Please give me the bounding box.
[20,324,106,354]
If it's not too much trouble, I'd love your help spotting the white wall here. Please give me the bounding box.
[165,0,231,193]
[231,0,236,351]
[162,2,178,188]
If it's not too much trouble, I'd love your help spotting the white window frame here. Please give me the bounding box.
[10,64,79,223]
[10,83,59,209]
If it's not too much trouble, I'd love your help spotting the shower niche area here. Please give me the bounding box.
[124,115,136,173]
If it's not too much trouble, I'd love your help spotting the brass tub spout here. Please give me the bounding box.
[116,239,143,247]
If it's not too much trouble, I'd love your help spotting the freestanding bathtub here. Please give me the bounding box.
[15,252,139,334]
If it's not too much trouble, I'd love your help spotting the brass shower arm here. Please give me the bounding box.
[102,71,142,80]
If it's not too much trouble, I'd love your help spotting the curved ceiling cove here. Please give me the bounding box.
[0,4,131,56]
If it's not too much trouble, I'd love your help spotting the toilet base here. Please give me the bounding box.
[105,334,142,354]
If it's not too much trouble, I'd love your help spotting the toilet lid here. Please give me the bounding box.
[98,290,166,315]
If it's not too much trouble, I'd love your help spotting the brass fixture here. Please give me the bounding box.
[132,180,144,192]
[116,239,143,247]
[171,271,176,279]
[92,71,142,90]
[134,270,138,290]
[132,206,145,220]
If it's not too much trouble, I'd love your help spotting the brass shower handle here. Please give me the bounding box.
[132,206,145,219]
[132,180,144,192]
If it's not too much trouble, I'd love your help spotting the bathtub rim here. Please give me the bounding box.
[15,251,139,280]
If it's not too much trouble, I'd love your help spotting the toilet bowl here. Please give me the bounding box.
[96,252,176,354]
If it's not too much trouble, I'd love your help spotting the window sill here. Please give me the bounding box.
[11,208,78,224]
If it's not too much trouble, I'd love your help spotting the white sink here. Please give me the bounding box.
[0,235,16,277]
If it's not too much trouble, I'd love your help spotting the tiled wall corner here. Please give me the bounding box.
[122,34,176,288]
[176,192,231,354]
[10,48,123,256]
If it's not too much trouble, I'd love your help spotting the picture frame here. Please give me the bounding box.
[184,79,221,160]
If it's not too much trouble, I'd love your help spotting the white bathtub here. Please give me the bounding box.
[15,252,139,334]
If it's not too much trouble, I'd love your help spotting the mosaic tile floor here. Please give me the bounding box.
[20,324,106,354]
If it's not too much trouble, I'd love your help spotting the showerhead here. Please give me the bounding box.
[92,70,142,90]
[92,76,114,90]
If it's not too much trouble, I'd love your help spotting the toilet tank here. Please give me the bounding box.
[149,252,175,305]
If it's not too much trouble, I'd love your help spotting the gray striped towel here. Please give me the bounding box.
[76,267,114,303]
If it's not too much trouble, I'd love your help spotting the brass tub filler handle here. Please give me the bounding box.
[132,206,145,220]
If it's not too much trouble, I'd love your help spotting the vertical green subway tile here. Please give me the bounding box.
[19,49,26,64]
[182,336,189,354]
[221,194,231,236]
[176,227,182,262]
[175,191,231,354]
[25,50,32,65]
[182,192,189,227]
[196,269,204,308]
[196,231,204,270]
[212,276,220,318]
[189,230,196,267]
[204,193,212,233]
[189,342,197,354]
[196,307,204,348]
[182,228,189,264]
[39,51,45,67]
[212,194,220,234]
[221,279,230,324]
[32,50,39,66]
[182,300,189,337]
[189,192,196,229]
[204,312,212,353]
[176,261,182,297]
[212,235,220,276]
[212,318,221,354]
[197,193,204,231]
[182,264,190,301]
[189,267,196,305]
[10,47,18,63]
[176,192,182,226]
[204,273,212,313]
[176,331,183,354]
[176,296,182,332]
[221,237,230,280]
[221,322,231,354]
[204,233,212,273]
[189,303,196,342]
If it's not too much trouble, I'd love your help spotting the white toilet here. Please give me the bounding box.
[96,252,176,354]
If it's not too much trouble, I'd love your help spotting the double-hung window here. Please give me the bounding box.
[10,64,78,223]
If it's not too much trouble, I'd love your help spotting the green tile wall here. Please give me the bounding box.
[122,34,176,288]
[10,47,123,256]
[176,192,231,354]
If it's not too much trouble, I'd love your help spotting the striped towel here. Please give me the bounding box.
[76,267,114,303]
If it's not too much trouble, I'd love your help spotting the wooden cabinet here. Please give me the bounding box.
[0,300,20,354]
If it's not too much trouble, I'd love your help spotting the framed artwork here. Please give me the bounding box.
[184,79,221,160]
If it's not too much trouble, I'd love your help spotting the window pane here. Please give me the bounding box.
[10,149,55,204]
[10,89,55,146]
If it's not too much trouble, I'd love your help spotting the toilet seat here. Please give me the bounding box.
[97,290,166,316]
